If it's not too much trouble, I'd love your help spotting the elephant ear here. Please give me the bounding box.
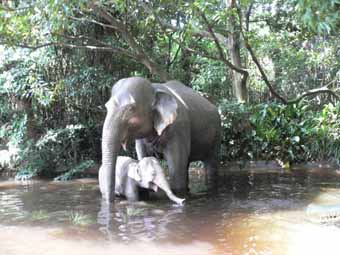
[138,158,158,191]
[153,89,178,136]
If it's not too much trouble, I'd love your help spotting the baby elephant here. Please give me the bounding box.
[100,156,185,205]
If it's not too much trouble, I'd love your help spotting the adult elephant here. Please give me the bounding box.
[99,77,221,202]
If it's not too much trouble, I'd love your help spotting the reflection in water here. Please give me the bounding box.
[98,197,186,242]
[0,226,214,255]
[1,168,340,254]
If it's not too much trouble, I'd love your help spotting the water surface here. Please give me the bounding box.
[1,167,340,255]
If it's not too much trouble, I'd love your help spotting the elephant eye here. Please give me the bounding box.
[150,169,156,177]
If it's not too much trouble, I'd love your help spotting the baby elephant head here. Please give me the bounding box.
[127,157,157,191]
[128,157,185,205]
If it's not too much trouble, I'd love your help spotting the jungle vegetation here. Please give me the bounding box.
[0,0,340,179]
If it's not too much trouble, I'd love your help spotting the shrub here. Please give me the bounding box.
[308,103,340,164]
[248,102,314,164]
[17,125,94,178]
[219,101,340,166]
[218,101,253,162]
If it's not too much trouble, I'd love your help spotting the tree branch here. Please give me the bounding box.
[245,40,288,104]
[0,4,33,12]
[55,32,119,48]
[197,9,249,75]
[69,15,116,30]
[237,7,288,104]
[92,4,170,81]
[137,6,194,68]
[237,6,340,105]
[148,13,224,64]
[58,43,130,54]
[0,42,55,50]
[141,3,229,45]
[0,40,134,57]
[167,36,182,67]
[287,86,340,104]
[141,2,250,78]
[245,3,254,32]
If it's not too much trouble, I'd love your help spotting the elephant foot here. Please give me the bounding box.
[205,174,219,196]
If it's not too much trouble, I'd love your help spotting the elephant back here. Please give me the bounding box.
[154,81,221,160]
[155,81,217,113]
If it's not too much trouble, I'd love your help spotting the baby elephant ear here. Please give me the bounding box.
[153,89,178,136]
[127,162,141,182]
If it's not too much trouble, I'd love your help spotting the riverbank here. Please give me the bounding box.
[2,160,339,179]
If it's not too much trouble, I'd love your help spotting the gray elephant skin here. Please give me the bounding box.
[99,77,221,202]
[108,156,185,205]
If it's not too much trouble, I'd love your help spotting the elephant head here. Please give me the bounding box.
[128,157,185,205]
[99,77,178,202]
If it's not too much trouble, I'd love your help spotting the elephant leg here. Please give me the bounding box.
[164,139,190,196]
[136,139,147,160]
[186,161,190,193]
[124,177,140,201]
[203,158,219,193]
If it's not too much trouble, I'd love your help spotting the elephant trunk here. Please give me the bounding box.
[164,189,186,206]
[153,165,185,206]
[100,105,134,202]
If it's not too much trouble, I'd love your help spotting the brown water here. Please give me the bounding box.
[1,167,340,255]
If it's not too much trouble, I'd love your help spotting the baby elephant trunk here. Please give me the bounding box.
[154,177,185,205]
[164,190,186,205]
[150,160,185,206]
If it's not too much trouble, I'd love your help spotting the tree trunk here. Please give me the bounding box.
[12,95,38,141]
[227,0,248,103]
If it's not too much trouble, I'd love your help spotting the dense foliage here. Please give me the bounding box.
[1,0,340,178]
[220,102,340,166]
